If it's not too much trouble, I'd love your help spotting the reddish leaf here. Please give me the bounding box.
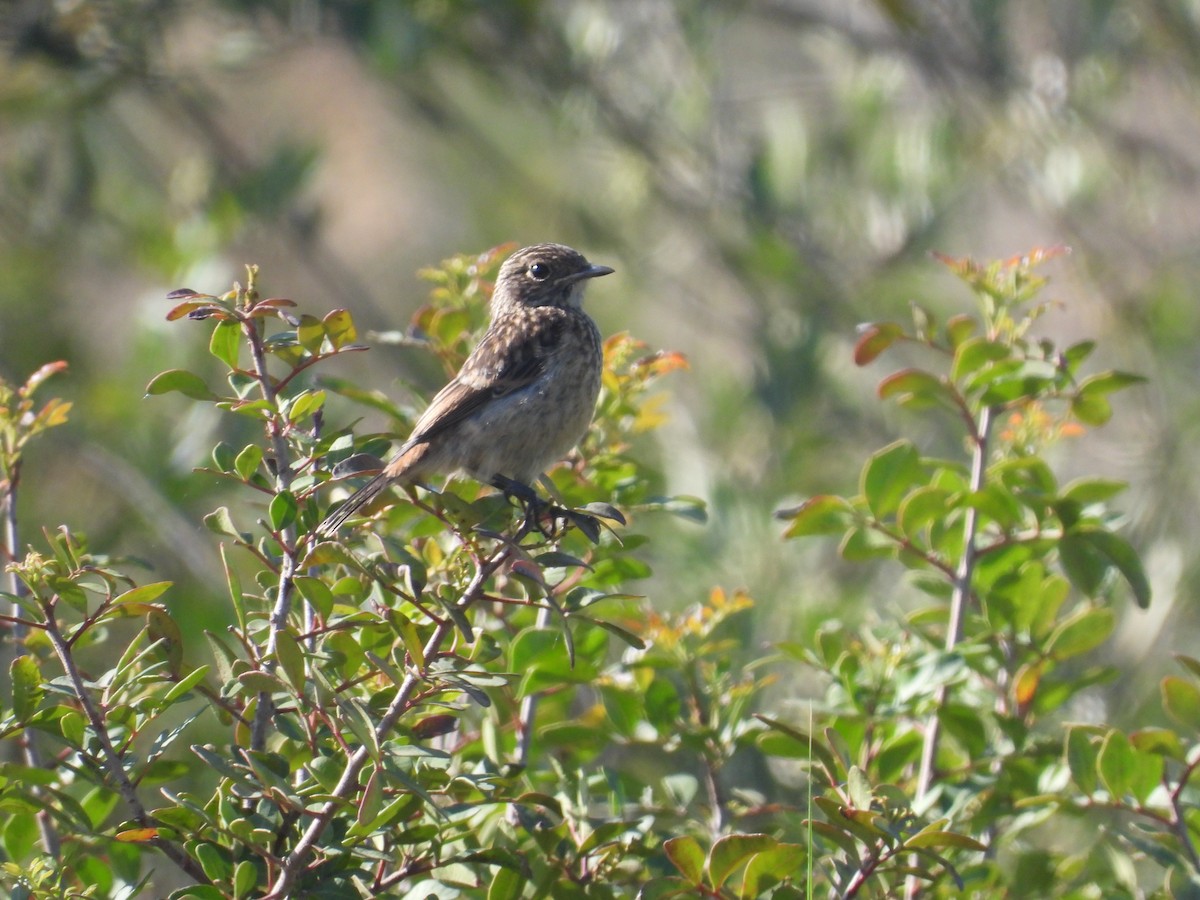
[20,361,68,396]
[854,323,903,366]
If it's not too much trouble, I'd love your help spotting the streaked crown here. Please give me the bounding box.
[492,243,614,313]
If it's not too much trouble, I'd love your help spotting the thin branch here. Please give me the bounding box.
[263,537,518,899]
[2,463,61,858]
[240,289,305,753]
[41,599,208,883]
[1167,757,1200,870]
[907,405,992,900]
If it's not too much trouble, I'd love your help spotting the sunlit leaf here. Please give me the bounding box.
[113,581,172,606]
[269,491,298,531]
[324,308,358,349]
[209,319,241,370]
[297,314,325,354]
[145,369,219,401]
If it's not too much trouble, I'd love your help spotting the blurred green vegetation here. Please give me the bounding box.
[2,0,1197,727]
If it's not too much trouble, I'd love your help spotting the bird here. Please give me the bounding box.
[316,243,613,537]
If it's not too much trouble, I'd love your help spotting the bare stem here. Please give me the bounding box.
[241,300,304,753]
[2,464,61,858]
[907,405,992,900]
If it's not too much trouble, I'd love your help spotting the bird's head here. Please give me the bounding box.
[492,243,614,314]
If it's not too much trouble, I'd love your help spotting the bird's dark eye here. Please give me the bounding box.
[528,262,550,281]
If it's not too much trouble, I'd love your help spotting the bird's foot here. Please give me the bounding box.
[490,475,570,538]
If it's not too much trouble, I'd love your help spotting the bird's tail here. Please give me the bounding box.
[315,471,393,537]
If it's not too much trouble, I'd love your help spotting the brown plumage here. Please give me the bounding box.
[316,243,612,536]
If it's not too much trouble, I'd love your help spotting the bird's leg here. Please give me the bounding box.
[490,475,568,537]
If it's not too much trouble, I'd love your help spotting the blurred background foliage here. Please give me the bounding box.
[1,0,1196,719]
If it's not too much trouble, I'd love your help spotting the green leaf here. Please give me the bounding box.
[294,576,334,619]
[1129,745,1164,804]
[212,441,237,472]
[1130,726,1185,760]
[861,441,923,520]
[839,526,896,561]
[324,308,358,349]
[275,631,307,692]
[950,337,1010,382]
[779,494,854,538]
[162,666,211,705]
[194,842,232,882]
[877,368,956,410]
[209,320,241,370]
[1059,526,1151,608]
[1097,729,1134,799]
[846,766,873,811]
[753,715,842,778]
[1065,726,1098,795]
[487,865,524,900]
[897,486,952,536]
[1071,391,1112,426]
[664,835,705,886]
[11,656,42,721]
[3,811,37,862]
[204,507,246,540]
[1062,339,1096,373]
[297,314,325,353]
[903,830,986,852]
[269,491,298,531]
[1045,607,1114,660]
[287,389,325,424]
[741,844,805,898]
[113,581,172,606]
[599,684,642,736]
[1071,371,1146,426]
[1061,477,1127,505]
[708,833,776,889]
[145,369,219,401]
[234,444,263,482]
[1162,676,1200,732]
[945,314,976,348]
[233,860,258,898]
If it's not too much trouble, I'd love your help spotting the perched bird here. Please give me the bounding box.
[316,243,613,536]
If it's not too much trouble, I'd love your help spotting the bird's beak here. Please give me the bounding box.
[565,264,615,285]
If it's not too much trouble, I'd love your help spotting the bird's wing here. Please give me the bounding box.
[406,311,565,446]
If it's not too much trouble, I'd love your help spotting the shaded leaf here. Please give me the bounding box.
[862,440,923,520]
[1097,729,1134,799]
[1162,676,1200,732]
[708,833,776,889]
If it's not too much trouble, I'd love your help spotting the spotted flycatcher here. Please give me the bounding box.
[317,243,613,536]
